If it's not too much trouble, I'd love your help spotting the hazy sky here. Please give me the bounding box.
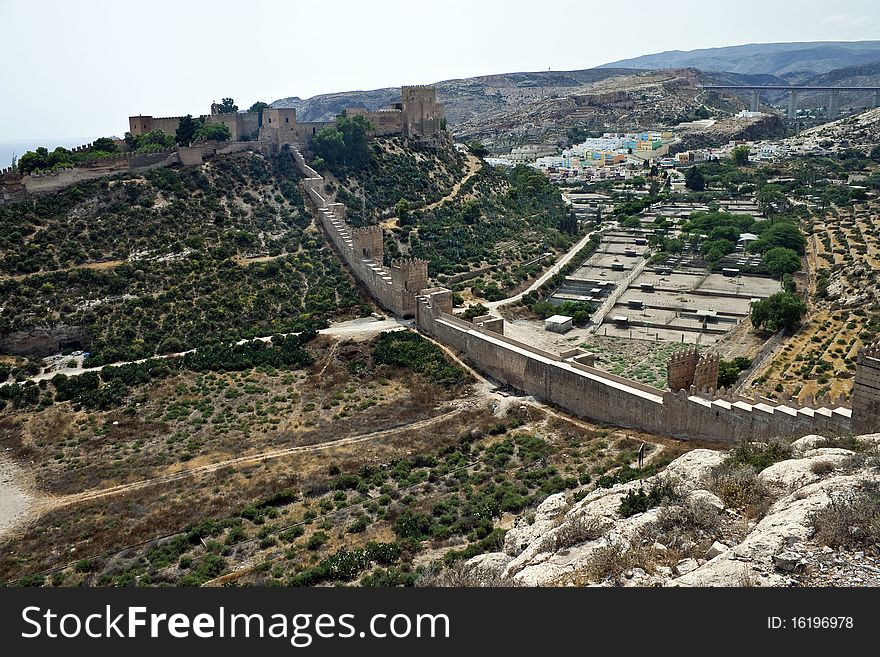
[1,0,878,141]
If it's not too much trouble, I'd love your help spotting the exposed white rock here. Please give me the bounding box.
[466,552,513,575]
[675,558,699,576]
[687,489,725,510]
[773,551,801,572]
[707,541,728,559]
[663,449,726,484]
[759,450,853,492]
[790,435,826,456]
[503,492,568,556]
[464,434,880,588]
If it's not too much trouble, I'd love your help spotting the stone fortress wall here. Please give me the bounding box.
[415,289,869,442]
[290,147,428,317]
[286,130,874,442]
[1,141,256,201]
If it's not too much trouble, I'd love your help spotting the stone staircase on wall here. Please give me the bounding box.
[289,144,423,317]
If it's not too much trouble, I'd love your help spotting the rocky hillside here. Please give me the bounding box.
[464,434,880,586]
[669,113,787,154]
[0,148,367,364]
[272,69,631,127]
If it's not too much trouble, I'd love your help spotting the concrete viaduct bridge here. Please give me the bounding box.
[702,85,880,120]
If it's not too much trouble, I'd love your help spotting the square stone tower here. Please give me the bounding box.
[401,86,445,139]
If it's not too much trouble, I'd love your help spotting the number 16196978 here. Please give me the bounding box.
[768,617,854,629]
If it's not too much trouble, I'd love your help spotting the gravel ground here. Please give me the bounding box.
[0,453,32,539]
[794,541,880,587]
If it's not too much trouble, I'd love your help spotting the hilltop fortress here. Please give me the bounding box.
[0,86,445,203]
[129,85,445,146]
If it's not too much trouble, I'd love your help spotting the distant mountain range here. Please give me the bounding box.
[598,41,880,82]
[270,41,880,142]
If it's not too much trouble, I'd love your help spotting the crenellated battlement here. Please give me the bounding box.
[290,144,424,317]
[859,341,880,360]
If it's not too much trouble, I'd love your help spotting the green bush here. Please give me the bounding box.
[618,480,678,517]
[372,331,464,386]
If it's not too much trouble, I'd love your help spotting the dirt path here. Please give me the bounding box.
[422,152,482,211]
[484,226,604,312]
[2,316,407,388]
[0,259,124,281]
[233,252,290,266]
[380,152,482,229]
[32,409,465,514]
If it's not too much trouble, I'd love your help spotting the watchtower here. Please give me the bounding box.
[401,86,445,139]
[352,226,384,260]
[693,352,720,392]
[667,349,699,391]
[391,258,429,294]
[853,342,880,434]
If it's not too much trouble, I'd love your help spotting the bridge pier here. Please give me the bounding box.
[788,90,798,119]
[750,90,759,113]
[828,89,840,120]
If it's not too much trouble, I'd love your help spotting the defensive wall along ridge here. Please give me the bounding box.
[290,147,428,317]
[1,141,258,202]
[288,145,880,443]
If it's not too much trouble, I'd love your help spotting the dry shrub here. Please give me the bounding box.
[585,542,653,584]
[809,460,836,476]
[839,447,880,474]
[818,435,870,453]
[810,481,880,548]
[415,562,523,587]
[728,437,792,471]
[544,515,609,552]
[708,462,771,518]
[655,498,721,537]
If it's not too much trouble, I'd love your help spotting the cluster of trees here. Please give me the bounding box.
[16,137,120,175]
[717,356,752,388]
[680,210,752,263]
[530,300,594,325]
[679,209,805,272]
[126,117,231,153]
[311,112,373,170]
[372,331,464,386]
[126,129,175,153]
[731,146,751,167]
[685,166,706,191]
[750,292,806,332]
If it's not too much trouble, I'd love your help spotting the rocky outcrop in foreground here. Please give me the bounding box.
[468,434,880,586]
